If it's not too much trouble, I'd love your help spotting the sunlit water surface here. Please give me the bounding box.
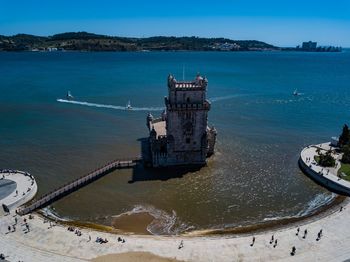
[1,51,350,234]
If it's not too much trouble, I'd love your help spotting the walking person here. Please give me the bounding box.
[250,236,255,247]
[317,229,323,241]
[303,229,307,239]
[270,235,274,244]
[291,246,296,256]
[274,239,278,248]
[296,227,300,236]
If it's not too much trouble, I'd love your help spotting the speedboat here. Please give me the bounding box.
[126,100,132,110]
[293,89,300,96]
[67,91,74,100]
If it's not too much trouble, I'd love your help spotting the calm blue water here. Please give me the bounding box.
[1,51,349,234]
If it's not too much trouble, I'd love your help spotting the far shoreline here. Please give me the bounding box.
[0,49,345,53]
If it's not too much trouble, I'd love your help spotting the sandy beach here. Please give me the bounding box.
[0,196,349,262]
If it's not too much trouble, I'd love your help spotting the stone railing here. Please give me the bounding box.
[166,101,211,111]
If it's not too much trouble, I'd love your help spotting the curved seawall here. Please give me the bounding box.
[299,144,350,196]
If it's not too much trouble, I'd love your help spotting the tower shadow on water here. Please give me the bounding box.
[128,137,202,183]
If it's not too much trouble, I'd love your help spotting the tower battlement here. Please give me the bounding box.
[146,74,216,167]
[168,74,208,90]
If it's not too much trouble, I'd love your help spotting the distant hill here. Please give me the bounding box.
[0,32,278,52]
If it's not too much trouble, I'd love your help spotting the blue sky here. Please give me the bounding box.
[0,0,349,46]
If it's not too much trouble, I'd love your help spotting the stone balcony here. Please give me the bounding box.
[165,100,211,111]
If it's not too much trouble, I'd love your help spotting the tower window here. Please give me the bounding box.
[186,138,191,144]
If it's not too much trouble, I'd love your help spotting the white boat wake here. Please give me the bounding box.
[209,94,250,102]
[57,94,247,112]
[57,99,164,111]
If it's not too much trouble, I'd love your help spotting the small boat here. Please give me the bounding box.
[293,89,300,96]
[67,91,74,100]
[126,100,132,110]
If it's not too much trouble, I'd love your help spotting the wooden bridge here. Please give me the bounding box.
[18,157,141,216]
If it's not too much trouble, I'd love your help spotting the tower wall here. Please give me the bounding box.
[147,74,215,167]
[165,75,210,165]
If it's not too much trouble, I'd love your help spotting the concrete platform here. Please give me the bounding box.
[0,170,37,213]
[299,143,350,196]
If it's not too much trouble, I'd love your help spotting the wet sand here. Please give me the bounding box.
[112,212,154,235]
[91,252,182,262]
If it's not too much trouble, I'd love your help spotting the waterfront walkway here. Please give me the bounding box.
[18,157,141,216]
[0,170,37,214]
[299,143,350,196]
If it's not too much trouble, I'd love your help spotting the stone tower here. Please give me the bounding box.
[146,74,216,167]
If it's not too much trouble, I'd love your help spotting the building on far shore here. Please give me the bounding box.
[145,74,217,167]
[294,41,342,52]
[302,41,317,50]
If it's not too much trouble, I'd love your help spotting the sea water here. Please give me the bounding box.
[1,50,350,234]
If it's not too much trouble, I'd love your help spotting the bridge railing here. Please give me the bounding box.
[18,156,141,215]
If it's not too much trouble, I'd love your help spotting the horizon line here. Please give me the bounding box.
[0,31,346,48]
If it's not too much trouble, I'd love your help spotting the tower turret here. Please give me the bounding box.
[146,112,153,129]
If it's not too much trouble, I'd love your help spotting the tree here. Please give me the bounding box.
[318,150,336,167]
[342,145,350,164]
[339,124,350,147]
